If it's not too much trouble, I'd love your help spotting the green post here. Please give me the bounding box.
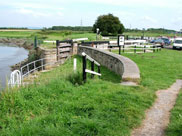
[34,36,37,49]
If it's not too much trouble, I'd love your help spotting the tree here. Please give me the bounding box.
[93,14,125,36]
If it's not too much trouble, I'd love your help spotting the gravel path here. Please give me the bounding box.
[132,80,182,136]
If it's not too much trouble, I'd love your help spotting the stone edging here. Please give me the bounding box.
[78,46,140,83]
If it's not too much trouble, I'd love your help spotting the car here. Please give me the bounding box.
[161,38,171,45]
[153,38,165,47]
[150,39,156,43]
[173,38,182,49]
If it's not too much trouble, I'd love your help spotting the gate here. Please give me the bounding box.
[56,40,72,61]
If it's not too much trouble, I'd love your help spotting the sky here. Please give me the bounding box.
[0,0,182,30]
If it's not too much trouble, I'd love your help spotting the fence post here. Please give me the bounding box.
[123,45,125,53]
[144,45,146,53]
[82,55,87,82]
[119,46,121,55]
[56,40,59,61]
[91,61,94,78]
[134,45,136,53]
[153,45,155,53]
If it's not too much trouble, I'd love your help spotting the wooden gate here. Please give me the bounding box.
[56,40,72,62]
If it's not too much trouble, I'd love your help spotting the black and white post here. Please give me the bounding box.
[118,35,125,55]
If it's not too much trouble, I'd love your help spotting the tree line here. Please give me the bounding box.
[125,28,176,34]
[48,26,93,31]
[0,27,28,29]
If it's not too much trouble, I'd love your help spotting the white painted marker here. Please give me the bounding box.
[74,58,77,72]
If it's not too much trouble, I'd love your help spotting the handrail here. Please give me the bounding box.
[82,52,100,66]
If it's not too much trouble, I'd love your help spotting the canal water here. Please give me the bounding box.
[0,43,28,90]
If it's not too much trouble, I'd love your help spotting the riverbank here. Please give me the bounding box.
[0,38,33,50]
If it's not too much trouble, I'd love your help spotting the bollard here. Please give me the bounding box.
[74,58,77,72]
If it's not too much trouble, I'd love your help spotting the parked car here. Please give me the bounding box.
[173,38,182,49]
[161,38,171,45]
[150,39,156,43]
[153,39,165,47]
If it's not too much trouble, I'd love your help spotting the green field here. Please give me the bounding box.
[0,30,97,41]
[1,49,182,135]
[0,29,179,40]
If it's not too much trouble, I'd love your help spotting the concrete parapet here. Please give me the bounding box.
[78,46,140,83]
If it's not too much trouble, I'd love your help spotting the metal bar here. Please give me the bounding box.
[27,64,29,75]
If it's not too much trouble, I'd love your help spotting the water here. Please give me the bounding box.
[0,43,28,90]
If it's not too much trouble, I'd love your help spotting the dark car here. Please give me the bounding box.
[161,38,171,45]
[154,39,165,47]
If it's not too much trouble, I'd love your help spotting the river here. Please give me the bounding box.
[0,43,28,90]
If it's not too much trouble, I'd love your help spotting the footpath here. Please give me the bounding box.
[132,80,182,136]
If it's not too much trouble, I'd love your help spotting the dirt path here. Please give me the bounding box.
[132,80,182,136]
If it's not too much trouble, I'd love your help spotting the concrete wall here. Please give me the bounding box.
[78,45,140,83]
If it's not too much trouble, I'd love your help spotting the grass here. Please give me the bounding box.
[1,48,182,135]
[165,90,182,136]
[1,56,150,136]
[0,30,97,41]
[0,31,37,38]
[0,29,179,40]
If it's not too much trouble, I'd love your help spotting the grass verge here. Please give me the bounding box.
[165,90,182,136]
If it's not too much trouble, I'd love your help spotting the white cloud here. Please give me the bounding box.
[141,16,157,24]
[171,17,182,25]
[15,8,50,17]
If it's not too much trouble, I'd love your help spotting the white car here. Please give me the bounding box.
[173,38,182,49]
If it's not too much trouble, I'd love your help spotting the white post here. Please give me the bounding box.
[74,58,77,72]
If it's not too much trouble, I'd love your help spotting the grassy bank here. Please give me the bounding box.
[0,56,150,136]
[165,90,182,136]
[0,49,182,135]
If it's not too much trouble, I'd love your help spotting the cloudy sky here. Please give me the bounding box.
[0,0,182,30]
